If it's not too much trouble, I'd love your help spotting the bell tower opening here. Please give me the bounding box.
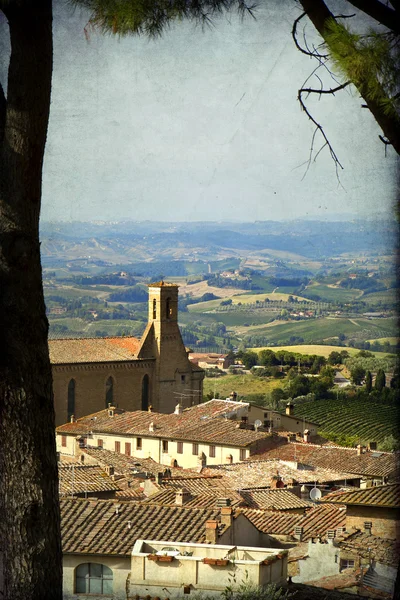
[141,375,149,411]
[152,298,157,320]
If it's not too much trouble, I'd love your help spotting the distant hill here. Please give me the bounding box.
[40,219,397,265]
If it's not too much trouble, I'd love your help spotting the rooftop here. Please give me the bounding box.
[57,402,268,447]
[60,497,225,556]
[320,484,400,508]
[251,443,398,478]
[241,504,346,541]
[202,459,359,489]
[340,530,400,566]
[140,488,244,509]
[58,464,120,496]
[49,336,140,364]
[239,488,311,511]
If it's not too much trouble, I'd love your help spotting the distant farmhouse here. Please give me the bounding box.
[49,282,204,425]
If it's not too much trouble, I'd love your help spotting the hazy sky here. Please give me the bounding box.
[2,1,398,222]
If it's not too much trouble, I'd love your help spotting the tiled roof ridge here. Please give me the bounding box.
[50,335,139,342]
[285,442,394,455]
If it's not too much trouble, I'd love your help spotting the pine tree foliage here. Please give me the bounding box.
[325,19,400,121]
[71,0,256,37]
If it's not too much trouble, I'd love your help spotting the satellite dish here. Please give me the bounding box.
[310,487,322,501]
[254,419,262,430]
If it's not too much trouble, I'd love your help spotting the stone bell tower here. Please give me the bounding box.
[138,281,204,412]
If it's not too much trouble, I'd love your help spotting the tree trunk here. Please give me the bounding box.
[0,2,62,599]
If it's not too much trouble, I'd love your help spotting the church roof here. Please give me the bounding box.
[49,336,141,364]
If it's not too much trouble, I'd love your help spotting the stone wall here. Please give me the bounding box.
[53,361,155,426]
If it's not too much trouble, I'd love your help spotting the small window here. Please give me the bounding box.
[340,559,355,571]
[209,445,216,458]
[240,449,246,461]
[97,439,103,448]
[162,440,168,453]
[181,374,186,383]
[75,563,113,594]
[61,435,67,448]
[115,441,121,453]
[136,438,142,450]
[192,443,199,455]
[125,443,131,456]
[177,441,183,454]
[153,298,157,320]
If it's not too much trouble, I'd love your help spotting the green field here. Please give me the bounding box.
[293,397,399,445]
[203,374,283,403]
[189,292,309,312]
[362,289,398,305]
[236,317,397,344]
[250,344,389,358]
[303,283,363,302]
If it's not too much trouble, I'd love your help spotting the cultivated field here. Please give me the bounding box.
[250,344,393,358]
[293,397,399,445]
[203,374,283,403]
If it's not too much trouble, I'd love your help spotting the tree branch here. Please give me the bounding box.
[299,0,400,155]
[298,82,351,178]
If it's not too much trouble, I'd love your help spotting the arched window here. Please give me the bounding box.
[105,376,114,408]
[75,563,113,594]
[152,298,157,319]
[141,375,149,411]
[67,379,75,420]
[166,297,171,319]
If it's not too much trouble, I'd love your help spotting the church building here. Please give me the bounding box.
[49,282,204,425]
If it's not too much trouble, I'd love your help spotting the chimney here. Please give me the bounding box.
[216,497,231,508]
[226,454,233,464]
[104,465,114,477]
[175,488,191,506]
[174,403,183,415]
[271,474,283,489]
[156,472,163,485]
[356,444,363,455]
[70,414,75,423]
[303,429,310,443]
[286,402,294,416]
[149,422,154,432]
[230,391,238,401]
[148,405,153,413]
[108,405,116,417]
[197,452,206,472]
[205,520,218,544]
[220,506,233,528]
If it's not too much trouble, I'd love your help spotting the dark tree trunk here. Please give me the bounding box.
[0,2,62,599]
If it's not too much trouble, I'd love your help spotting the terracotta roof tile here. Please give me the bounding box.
[339,531,400,565]
[239,489,311,510]
[242,504,346,540]
[202,460,358,489]
[140,489,244,509]
[82,447,195,478]
[251,443,398,478]
[58,464,120,496]
[57,404,269,447]
[321,484,400,508]
[49,336,141,364]
[60,498,223,555]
